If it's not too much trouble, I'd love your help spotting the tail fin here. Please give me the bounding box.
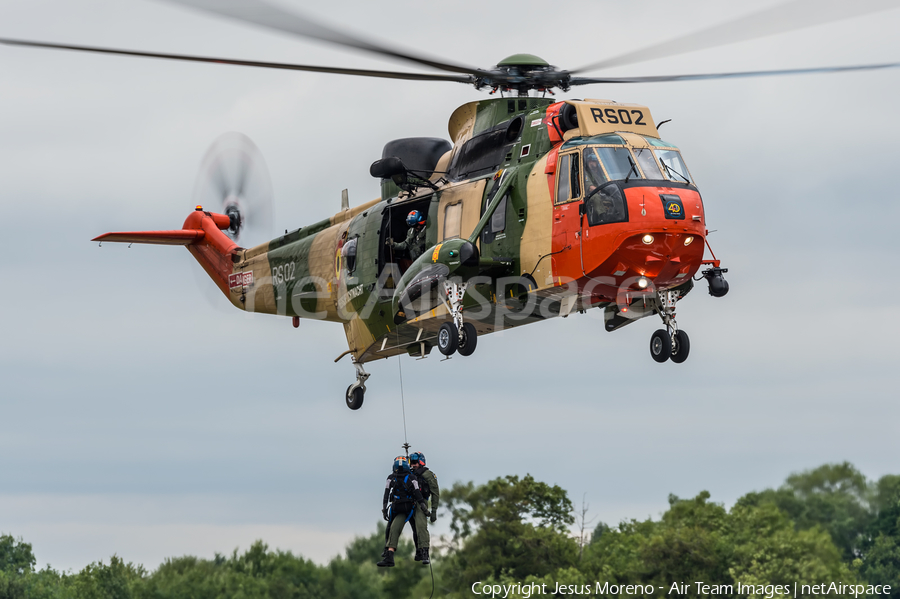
[92,208,241,296]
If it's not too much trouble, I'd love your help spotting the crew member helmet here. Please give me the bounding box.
[409,451,426,465]
[393,456,411,473]
[406,210,425,226]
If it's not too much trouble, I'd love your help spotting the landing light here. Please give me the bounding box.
[684,236,694,246]
[638,277,649,289]
[642,234,654,245]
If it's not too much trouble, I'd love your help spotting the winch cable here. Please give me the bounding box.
[386,205,409,447]
[428,559,435,599]
[390,208,435,595]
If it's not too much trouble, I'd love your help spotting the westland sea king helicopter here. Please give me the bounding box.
[4,0,899,409]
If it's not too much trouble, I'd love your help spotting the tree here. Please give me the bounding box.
[0,536,35,577]
[441,475,578,585]
[858,474,900,599]
[736,462,872,560]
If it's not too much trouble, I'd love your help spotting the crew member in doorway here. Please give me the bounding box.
[387,210,428,261]
[377,455,430,568]
[409,451,439,565]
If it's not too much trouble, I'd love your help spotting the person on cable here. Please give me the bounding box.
[386,210,428,261]
[409,451,439,566]
[377,455,430,568]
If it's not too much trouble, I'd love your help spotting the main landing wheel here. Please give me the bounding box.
[345,385,365,410]
[671,330,690,364]
[650,329,671,363]
[457,322,478,356]
[438,322,459,356]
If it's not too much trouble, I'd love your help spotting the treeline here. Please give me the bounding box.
[1,462,897,599]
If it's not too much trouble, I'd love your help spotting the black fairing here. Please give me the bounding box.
[382,137,451,173]
[458,241,479,266]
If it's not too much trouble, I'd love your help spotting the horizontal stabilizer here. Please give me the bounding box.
[92,230,205,245]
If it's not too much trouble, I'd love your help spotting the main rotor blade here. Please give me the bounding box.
[571,0,900,74]
[568,61,900,85]
[160,0,484,77]
[0,38,474,83]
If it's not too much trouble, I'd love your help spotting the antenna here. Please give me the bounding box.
[341,189,349,211]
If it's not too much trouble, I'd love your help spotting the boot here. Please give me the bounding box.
[414,548,423,561]
[420,547,430,565]
[376,550,395,568]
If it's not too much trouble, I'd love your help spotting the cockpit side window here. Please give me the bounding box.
[557,153,571,202]
[570,152,581,199]
[556,152,582,204]
[584,183,628,226]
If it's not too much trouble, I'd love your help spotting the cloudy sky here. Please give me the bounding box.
[1,0,899,573]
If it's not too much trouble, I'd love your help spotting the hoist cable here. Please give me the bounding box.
[428,559,435,599]
[387,204,409,446]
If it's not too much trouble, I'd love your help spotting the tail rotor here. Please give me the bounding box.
[193,132,274,249]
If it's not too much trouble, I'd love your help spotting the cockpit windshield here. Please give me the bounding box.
[579,139,693,186]
[586,147,636,181]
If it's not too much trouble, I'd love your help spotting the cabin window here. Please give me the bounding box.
[653,149,693,184]
[444,202,462,239]
[483,192,508,244]
[491,194,507,233]
[342,237,358,274]
[634,147,663,180]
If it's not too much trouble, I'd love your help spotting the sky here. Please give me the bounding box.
[1,0,899,573]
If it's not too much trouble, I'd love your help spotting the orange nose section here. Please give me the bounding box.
[575,184,707,300]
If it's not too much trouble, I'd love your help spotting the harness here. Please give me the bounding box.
[391,473,417,506]
[414,466,432,500]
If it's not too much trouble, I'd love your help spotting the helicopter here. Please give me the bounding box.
[4,0,898,411]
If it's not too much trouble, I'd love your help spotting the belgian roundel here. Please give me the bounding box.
[659,194,685,220]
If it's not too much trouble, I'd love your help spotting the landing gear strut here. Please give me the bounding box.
[650,290,690,364]
[437,280,477,357]
[345,361,370,410]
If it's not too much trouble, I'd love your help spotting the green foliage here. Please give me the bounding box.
[736,462,872,560]
[858,474,900,598]
[2,464,898,599]
[441,474,578,586]
[0,535,36,577]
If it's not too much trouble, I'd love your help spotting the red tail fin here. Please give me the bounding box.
[92,209,241,296]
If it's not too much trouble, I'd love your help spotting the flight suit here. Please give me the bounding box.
[383,471,427,549]
[412,465,440,550]
[390,225,428,261]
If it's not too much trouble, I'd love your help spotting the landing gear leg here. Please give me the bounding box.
[438,280,477,356]
[651,290,690,363]
[345,361,370,410]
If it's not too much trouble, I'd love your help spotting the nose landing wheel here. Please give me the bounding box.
[650,290,691,364]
